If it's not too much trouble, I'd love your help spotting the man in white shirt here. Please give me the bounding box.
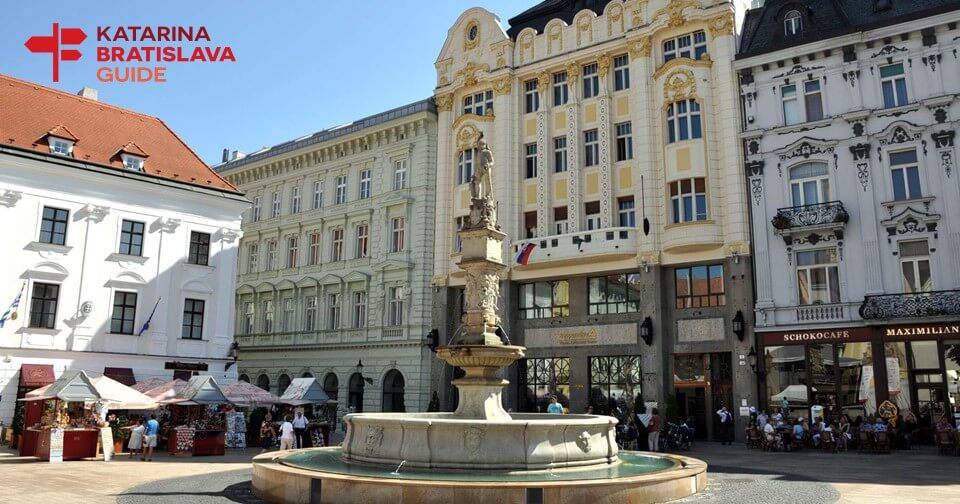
[279,415,296,450]
[292,410,309,449]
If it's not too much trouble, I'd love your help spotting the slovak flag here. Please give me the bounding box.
[516,242,537,265]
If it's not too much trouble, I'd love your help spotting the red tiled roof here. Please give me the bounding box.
[0,73,239,193]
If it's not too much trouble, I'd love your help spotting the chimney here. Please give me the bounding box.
[222,148,230,163]
[77,87,98,101]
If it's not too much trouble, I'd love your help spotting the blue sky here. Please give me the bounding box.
[1,0,521,164]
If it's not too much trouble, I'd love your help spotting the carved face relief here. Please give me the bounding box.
[364,425,384,455]
[577,431,592,453]
[464,426,484,457]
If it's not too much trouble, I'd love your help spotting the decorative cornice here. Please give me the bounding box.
[652,56,712,80]
[435,93,454,112]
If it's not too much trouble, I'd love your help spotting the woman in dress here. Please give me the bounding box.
[260,413,277,453]
[127,417,144,459]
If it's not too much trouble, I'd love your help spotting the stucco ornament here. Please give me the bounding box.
[464,426,485,458]
[707,14,734,36]
[457,62,490,87]
[628,37,652,58]
[492,75,512,96]
[664,69,697,102]
[577,431,592,453]
[654,0,699,28]
[435,93,453,112]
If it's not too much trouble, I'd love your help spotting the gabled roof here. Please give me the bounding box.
[507,0,613,39]
[279,377,331,405]
[0,73,239,193]
[115,141,149,158]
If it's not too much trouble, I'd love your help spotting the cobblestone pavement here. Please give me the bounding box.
[1,440,957,503]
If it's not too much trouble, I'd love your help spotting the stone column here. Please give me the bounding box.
[566,62,582,232]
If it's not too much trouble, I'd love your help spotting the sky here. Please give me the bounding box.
[1,0,522,164]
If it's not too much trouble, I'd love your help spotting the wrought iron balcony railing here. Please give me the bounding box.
[859,290,960,319]
[771,201,848,231]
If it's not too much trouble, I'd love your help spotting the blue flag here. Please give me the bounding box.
[137,297,162,336]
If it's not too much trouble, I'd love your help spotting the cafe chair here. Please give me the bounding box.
[820,431,837,453]
[746,428,762,449]
[857,431,873,453]
[935,431,957,456]
[873,431,891,454]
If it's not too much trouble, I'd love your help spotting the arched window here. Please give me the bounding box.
[257,374,270,392]
[381,370,406,413]
[666,100,702,143]
[301,371,313,378]
[323,373,339,402]
[457,149,475,185]
[277,374,291,396]
[238,374,250,383]
[784,10,802,37]
[789,162,830,206]
[348,373,364,413]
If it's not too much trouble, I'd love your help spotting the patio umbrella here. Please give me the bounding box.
[221,381,281,407]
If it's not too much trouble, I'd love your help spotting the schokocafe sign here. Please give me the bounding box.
[761,327,873,345]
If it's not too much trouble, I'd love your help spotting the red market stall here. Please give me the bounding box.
[19,370,108,461]
[144,376,230,456]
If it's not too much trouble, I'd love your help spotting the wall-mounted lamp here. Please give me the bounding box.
[732,310,745,341]
[224,341,240,371]
[640,260,650,273]
[732,251,741,264]
[640,317,654,346]
[747,346,765,378]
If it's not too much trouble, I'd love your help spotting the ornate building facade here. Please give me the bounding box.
[737,0,960,430]
[216,100,437,417]
[433,0,756,440]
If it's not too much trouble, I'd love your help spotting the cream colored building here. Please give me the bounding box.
[216,100,437,416]
[432,0,756,440]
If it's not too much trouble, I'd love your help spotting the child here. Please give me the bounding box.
[128,417,145,459]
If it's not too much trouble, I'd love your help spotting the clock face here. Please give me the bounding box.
[468,26,478,41]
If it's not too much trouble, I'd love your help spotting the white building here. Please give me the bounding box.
[737,1,960,425]
[0,74,247,423]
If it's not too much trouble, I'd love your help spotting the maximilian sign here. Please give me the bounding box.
[885,324,960,337]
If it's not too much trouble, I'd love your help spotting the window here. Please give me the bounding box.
[796,249,840,304]
[890,150,921,201]
[554,207,568,235]
[781,84,800,126]
[29,282,59,329]
[525,143,538,179]
[782,81,823,125]
[247,243,258,273]
[187,231,210,266]
[454,216,466,252]
[353,291,367,328]
[331,228,344,261]
[323,373,339,402]
[291,186,302,213]
[588,274,641,314]
[262,300,274,333]
[181,298,205,340]
[388,287,404,326]
[523,357,570,413]
[524,211,538,239]
[900,241,932,293]
[457,149,475,185]
[784,10,803,36]
[789,162,830,206]
[355,224,369,258]
[382,370,405,413]
[286,236,299,268]
[243,302,254,334]
[880,63,908,108]
[585,201,601,230]
[50,138,73,155]
[39,206,69,245]
[582,63,599,99]
[282,298,294,331]
[553,71,569,106]
[669,178,708,223]
[308,232,321,265]
[553,137,569,173]
[304,296,317,331]
[252,196,261,222]
[393,159,407,190]
[584,130,599,167]
[804,80,823,121]
[391,217,405,252]
[119,220,145,256]
[618,196,636,227]
[266,240,278,270]
[327,293,341,330]
[463,90,494,116]
[666,99,702,143]
[613,54,630,91]
[272,191,281,218]
[359,169,371,199]
[335,175,347,204]
[123,155,144,172]
[675,264,725,308]
[313,181,323,209]
[589,356,641,415]
[615,122,633,161]
[524,79,539,113]
[518,280,570,319]
[663,31,707,62]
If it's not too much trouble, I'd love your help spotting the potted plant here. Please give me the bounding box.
[10,402,24,450]
[771,212,791,230]
[109,415,130,454]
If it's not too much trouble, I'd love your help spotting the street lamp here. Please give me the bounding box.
[732,310,745,341]
[747,346,765,379]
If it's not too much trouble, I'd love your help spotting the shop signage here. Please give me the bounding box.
[100,427,114,462]
[761,327,872,345]
[883,324,960,337]
[49,428,64,463]
[164,361,208,371]
[524,323,637,348]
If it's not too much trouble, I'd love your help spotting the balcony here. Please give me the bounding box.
[759,302,862,327]
[509,227,638,269]
[859,290,960,320]
[772,201,848,233]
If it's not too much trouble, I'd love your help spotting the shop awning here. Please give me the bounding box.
[104,367,136,386]
[18,364,55,389]
[279,377,330,406]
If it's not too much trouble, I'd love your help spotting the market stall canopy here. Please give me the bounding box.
[131,377,169,393]
[771,384,818,403]
[279,377,330,406]
[26,374,157,409]
[146,376,228,405]
[21,370,107,402]
[221,381,281,407]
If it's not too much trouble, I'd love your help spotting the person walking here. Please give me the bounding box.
[292,410,308,449]
[142,414,160,461]
[279,415,296,450]
[127,417,144,459]
[716,406,733,445]
[647,407,661,452]
[546,395,564,414]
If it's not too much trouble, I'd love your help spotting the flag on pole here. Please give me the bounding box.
[137,297,162,336]
[515,242,537,265]
[0,283,25,328]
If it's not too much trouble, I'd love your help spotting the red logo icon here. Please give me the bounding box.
[25,23,87,82]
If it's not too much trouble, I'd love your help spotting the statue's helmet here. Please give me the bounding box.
[477,138,487,150]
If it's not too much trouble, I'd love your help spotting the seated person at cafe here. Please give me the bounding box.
[788,419,804,451]
[873,417,888,433]
[771,408,784,427]
[757,410,768,431]
[762,419,778,449]
[935,415,954,433]
[859,418,875,432]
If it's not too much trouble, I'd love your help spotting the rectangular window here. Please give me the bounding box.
[304,296,317,331]
[782,84,800,126]
[252,196,261,222]
[670,178,708,223]
[359,169,371,199]
[181,298,205,340]
[554,207,568,235]
[454,216,466,252]
[518,280,570,319]
[266,240,277,270]
[663,30,708,62]
[335,175,347,204]
[584,129,599,167]
[124,156,143,172]
[309,232,321,265]
[524,211,538,239]
[588,274,641,314]
[272,191,281,218]
[582,63,599,99]
[327,293,341,330]
[675,264,725,308]
[331,228,344,261]
[880,63,908,108]
[286,236,299,268]
[393,159,408,190]
[119,220,145,256]
[900,240,932,293]
[463,90,494,116]
[29,282,59,329]
[523,357,571,413]
[613,54,630,91]
[388,287,404,326]
[262,300,273,333]
[804,80,823,121]
[353,291,367,328]
[585,201,601,231]
[553,137,568,173]
[247,243,258,273]
[666,99,702,143]
[618,196,635,227]
[525,143,538,179]
[615,122,633,161]
[355,224,369,258]
[51,139,72,155]
[39,206,69,245]
[553,71,569,106]
[243,302,254,334]
[524,79,540,113]
[291,186,302,213]
[313,181,323,209]
[188,231,211,266]
[890,150,921,201]
[391,217,405,252]
[796,249,840,305]
[458,149,475,185]
[282,298,294,331]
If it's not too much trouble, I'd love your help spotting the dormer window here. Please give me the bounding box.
[49,137,74,156]
[784,10,803,37]
[115,142,149,172]
[122,154,145,172]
